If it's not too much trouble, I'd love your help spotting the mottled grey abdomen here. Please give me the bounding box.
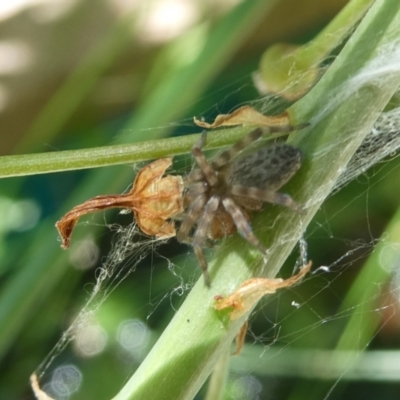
[227,144,302,191]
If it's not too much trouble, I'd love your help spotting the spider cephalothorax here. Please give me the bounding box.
[177,126,304,286]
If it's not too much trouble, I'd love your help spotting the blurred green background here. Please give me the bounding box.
[1,0,400,399]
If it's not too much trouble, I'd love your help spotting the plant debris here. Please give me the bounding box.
[215,261,311,320]
[194,105,291,129]
[56,158,184,248]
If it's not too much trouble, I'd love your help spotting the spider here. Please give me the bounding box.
[177,125,305,286]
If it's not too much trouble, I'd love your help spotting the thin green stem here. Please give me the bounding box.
[0,130,289,178]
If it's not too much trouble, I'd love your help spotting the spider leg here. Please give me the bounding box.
[177,194,207,243]
[183,182,208,203]
[194,246,211,287]
[231,185,302,212]
[184,169,204,186]
[222,197,268,256]
[212,128,263,170]
[212,125,303,171]
[191,131,218,187]
[193,195,220,286]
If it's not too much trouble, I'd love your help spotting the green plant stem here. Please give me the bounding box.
[0,129,288,178]
[112,1,400,399]
[232,346,400,381]
[335,237,395,352]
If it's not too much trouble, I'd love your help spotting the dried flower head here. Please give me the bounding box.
[56,158,183,248]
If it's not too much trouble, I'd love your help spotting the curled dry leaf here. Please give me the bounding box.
[30,373,55,400]
[193,105,291,129]
[233,320,249,356]
[56,158,184,248]
[214,261,312,320]
[216,262,311,355]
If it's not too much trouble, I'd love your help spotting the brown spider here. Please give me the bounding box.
[177,126,305,286]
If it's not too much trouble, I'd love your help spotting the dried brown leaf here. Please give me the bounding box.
[214,261,312,320]
[56,158,184,248]
[233,320,249,356]
[193,105,290,129]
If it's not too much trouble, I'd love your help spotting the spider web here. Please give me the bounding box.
[224,102,400,398]
[217,50,400,397]
[32,38,400,400]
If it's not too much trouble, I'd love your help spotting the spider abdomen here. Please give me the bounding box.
[227,144,302,191]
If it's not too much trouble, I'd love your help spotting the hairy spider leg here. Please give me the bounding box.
[178,133,222,286]
[177,201,211,285]
[231,185,302,212]
[190,128,269,185]
[190,131,219,186]
[177,141,214,244]
[177,194,207,243]
[211,128,263,170]
[222,197,268,255]
[192,195,220,286]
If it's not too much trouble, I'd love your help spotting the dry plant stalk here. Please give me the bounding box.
[194,105,291,129]
[56,158,183,248]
